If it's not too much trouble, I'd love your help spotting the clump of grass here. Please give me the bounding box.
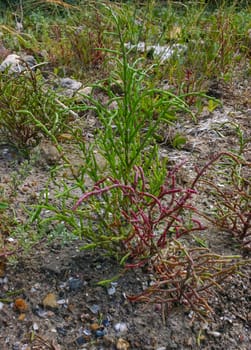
[0,200,20,259]
[127,241,243,317]
[74,4,197,185]
[2,0,249,85]
[194,152,251,251]
[72,164,204,259]
[133,0,251,92]
[0,68,69,156]
[72,164,245,316]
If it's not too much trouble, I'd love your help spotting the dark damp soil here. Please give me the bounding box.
[0,238,250,350]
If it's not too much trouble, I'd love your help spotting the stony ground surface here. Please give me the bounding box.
[0,75,250,350]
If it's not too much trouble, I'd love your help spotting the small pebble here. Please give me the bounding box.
[116,337,130,350]
[32,322,39,331]
[21,345,30,350]
[59,282,67,289]
[114,322,128,333]
[88,304,100,314]
[90,323,100,331]
[95,329,106,338]
[14,298,28,313]
[56,327,67,336]
[75,335,86,346]
[103,335,116,346]
[102,318,110,327]
[207,330,221,337]
[83,328,92,337]
[107,286,116,296]
[12,343,20,350]
[34,307,50,318]
[42,293,58,309]
[18,313,26,321]
[80,312,90,321]
[69,277,83,291]
[0,276,8,284]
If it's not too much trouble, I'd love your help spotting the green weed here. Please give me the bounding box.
[0,69,69,156]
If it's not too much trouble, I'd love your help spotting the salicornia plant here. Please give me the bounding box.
[73,165,205,263]
[73,164,245,316]
[75,5,194,185]
[0,68,69,156]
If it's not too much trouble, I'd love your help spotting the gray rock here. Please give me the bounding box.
[0,54,37,74]
[124,42,186,63]
[74,86,93,102]
[32,141,61,167]
[57,78,82,97]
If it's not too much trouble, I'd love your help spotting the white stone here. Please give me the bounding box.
[59,77,82,90]
[125,42,186,62]
[114,322,128,333]
[0,54,36,73]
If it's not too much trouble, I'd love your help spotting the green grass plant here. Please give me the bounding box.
[0,68,69,156]
[74,5,197,183]
[72,163,246,316]
[26,6,195,261]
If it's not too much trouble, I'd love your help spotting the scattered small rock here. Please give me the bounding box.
[102,318,110,327]
[88,304,100,314]
[116,337,130,350]
[75,335,86,346]
[207,330,221,337]
[69,277,84,291]
[34,307,49,318]
[35,141,61,167]
[0,54,37,74]
[56,326,67,336]
[95,329,106,338]
[59,77,82,90]
[247,312,251,323]
[18,313,26,321]
[103,335,116,347]
[124,42,186,62]
[114,322,128,334]
[32,322,39,331]
[42,293,58,309]
[12,342,21,350]
[90,322,100,331]
[14,298,28,313]
[0,276,8,284]
[83,328,92,337]
[57,77,82,97]
[107,285,116,296]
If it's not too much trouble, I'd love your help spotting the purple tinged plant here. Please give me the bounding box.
[72,152,249,315]
[73,164,206,267]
